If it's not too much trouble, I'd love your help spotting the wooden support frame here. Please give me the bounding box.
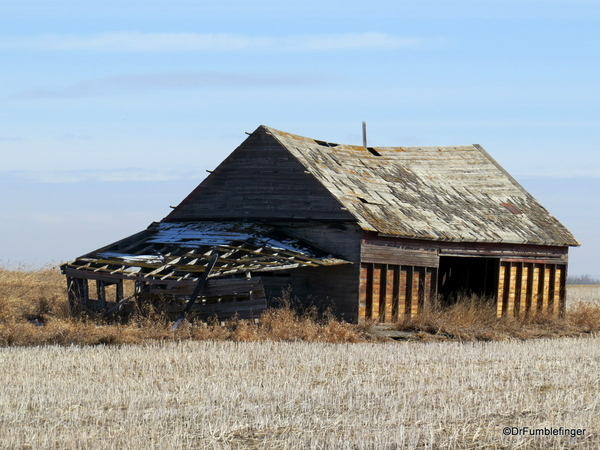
[67,277,89,310]
[496,261,567,318]
[358,263,436,323]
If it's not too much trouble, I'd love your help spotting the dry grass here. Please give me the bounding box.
[0,266,375,345]
[395,292,600,341]
[0,339,598,449]
[2,265,600,345]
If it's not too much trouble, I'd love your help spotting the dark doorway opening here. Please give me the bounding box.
[437,256,499,304]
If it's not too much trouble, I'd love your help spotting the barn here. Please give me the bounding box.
[61,125,579,323]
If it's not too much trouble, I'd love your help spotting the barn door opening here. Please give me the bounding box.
[437,256,499,304]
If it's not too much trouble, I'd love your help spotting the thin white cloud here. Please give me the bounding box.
[58,133,93,141]
[5,168,198,183]
[5,71,327,100]
[0,32,423,52]
[0,136,24,142]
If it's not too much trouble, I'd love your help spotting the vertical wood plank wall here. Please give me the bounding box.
[497,261,565,317]
[359,263,437,323]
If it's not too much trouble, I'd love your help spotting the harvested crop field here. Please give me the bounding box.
[0,338,598,449]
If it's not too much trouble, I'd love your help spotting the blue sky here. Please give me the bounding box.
[1,0,599,277]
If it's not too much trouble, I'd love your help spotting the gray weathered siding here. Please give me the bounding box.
[165,130,355,222]
[261,223,361,321]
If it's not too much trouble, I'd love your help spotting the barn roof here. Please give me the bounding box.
[263,126,579,247]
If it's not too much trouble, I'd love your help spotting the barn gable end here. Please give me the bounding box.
[165,127,355,222]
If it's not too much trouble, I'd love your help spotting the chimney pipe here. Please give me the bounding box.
[362,121,367,147]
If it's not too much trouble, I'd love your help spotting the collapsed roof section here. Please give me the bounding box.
[62,221,350,284]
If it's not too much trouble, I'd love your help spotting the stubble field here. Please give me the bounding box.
[1,338,598,449]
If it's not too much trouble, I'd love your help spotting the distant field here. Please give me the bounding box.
[0,339,598,449]
[567,285,600,307]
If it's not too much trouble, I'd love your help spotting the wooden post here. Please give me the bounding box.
[67,277,89,310]
[525,263,534,316]
[548,264,557,316]
[496,263,505,318]
[558,265,567,316]
[96,281,107,310]
[406,266,414,317]
[372,264,381,322]
[365,264,373,320]
[66,277,76,310]
[513,263,523,318]
[359,264,369,322]
[116,280,124,302]
[391,265,400,322]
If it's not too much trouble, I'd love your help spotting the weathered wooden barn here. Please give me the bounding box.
[61,125,579,322]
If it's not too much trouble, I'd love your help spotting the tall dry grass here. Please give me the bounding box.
[395,292,600,341]
[2,265,600,344]
[0,266,374,345]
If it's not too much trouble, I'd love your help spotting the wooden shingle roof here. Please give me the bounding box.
[265,126,579,247]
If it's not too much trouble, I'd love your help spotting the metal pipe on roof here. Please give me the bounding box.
[362,121,367,147]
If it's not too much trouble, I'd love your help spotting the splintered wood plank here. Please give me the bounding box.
[424,268,433,311]
[358,264,370,323]
[512,263,522,318]
[555,265,563,315]
[507,263,517,317]
[398,267,408,320]
[372,264,382,322]
[497,263,506,318]
[525,263,534,316]
[410,267,419,317]
[384,266,394,322]
[542,266,551,313]
[549,265,558,316]
[557,265,566,314]
[532,265,541,312]
[519,264,529,317]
